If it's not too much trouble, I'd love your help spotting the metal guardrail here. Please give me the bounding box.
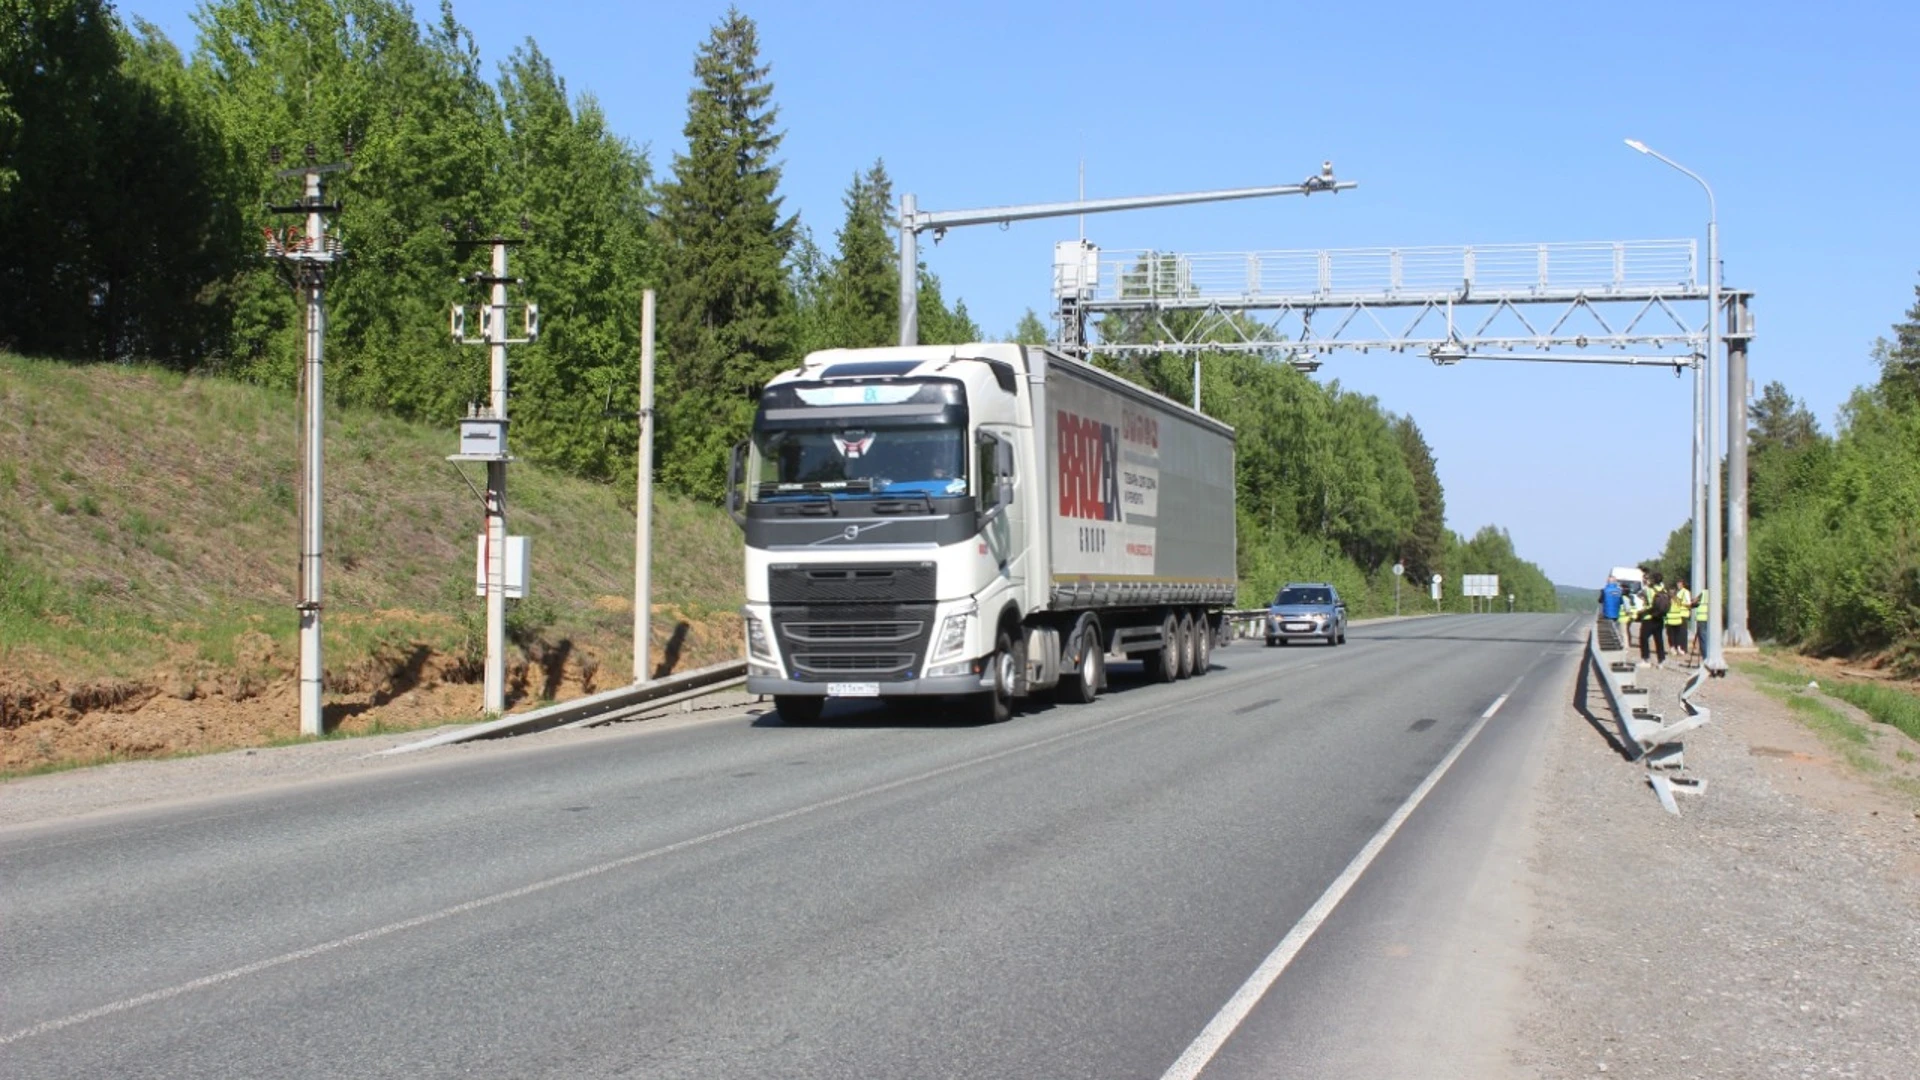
[1586,619,1709,814]
[380,659,747,755]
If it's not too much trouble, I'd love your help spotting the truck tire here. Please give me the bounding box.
[775,696,824,725]
[969,629,1016,724]
[1175,613,1196,679]
[1143,613,1179,683]
[1057,625,1100,704]
[1194,617,1212,675]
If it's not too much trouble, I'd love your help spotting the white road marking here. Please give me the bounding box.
[1158,674,1528,1080]
[1,664,1277,1047]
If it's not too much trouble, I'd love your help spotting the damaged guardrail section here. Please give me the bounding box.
[1587,618,1711,814]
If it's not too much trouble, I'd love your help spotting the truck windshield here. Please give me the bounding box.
[750,425,967,500]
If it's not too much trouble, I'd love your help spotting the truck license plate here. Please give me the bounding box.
[828,682,880,698]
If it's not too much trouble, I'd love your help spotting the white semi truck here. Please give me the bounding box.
[731,343,1237,723]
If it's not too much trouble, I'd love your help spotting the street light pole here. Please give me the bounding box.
[1626,139,1723,673]
[897,167,1355,347]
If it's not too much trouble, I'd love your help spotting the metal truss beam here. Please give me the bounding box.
[1054,239,1726,365]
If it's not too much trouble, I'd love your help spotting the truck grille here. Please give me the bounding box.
[791,653,916,675]
[783,621,924,643]
[772,601,935,682]
[769,563,935,604]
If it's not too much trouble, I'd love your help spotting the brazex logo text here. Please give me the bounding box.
[1057,409,1120,521]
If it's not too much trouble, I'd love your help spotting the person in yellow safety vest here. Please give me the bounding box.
[1666,582,1692,664]
[1692,586,1710,662]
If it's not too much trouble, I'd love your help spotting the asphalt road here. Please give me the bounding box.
[2,613,1588,1078]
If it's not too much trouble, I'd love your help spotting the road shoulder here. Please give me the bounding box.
[1516,658,1920,1077]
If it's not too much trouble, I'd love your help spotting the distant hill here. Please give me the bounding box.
[1555,583,1599,613]
[0,354,743,772]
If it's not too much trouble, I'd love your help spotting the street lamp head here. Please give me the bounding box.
[1624,138,1650,154]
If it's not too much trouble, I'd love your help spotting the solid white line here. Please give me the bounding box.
[3,665,1276,1048]
[1481,692,1511,719]
[1157,673,1526,1080]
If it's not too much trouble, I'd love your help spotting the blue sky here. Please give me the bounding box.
[128,0,1918,586]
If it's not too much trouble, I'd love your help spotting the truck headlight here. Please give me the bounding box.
[931,612,971,662]
[746,615,775,662]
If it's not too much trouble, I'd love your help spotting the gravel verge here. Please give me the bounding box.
[1516,655,1920,1078]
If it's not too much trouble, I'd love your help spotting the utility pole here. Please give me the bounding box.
[449,226,537,716]
[634,290,657,684]
[897,165,1353,347]
[1724,291,1755,647]
[265,143,348,739]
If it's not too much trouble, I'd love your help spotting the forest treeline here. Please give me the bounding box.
[0,0,1555,613]
[1643,289,1920,666]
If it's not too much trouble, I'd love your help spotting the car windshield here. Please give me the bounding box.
[749,424,967,499]
[1274,587,1333,606]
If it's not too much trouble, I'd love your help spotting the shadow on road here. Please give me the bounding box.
[1571,651,1635,760]
[748,660,1240,729]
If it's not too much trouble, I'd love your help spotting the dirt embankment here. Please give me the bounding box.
[0,609,741,773]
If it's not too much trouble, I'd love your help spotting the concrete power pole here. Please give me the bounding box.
[449,229,537,717]
[265,144,348,738]
[634,290,657,684]
[1724,291,1755,647]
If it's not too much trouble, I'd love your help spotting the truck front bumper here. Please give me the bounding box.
[747,673,993,698]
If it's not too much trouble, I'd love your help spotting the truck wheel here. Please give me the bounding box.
[1194,618,1212,674]
[970,630,1016,724]
[775,696,824,725]
[1175,614,1196,679]
[1058,626,1100,704]
[1143,614,1179,683]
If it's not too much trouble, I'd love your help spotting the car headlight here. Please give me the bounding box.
[931,611,971,662]
[745,615,775,662]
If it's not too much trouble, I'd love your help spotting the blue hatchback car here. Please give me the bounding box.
[1266,582,1347,646]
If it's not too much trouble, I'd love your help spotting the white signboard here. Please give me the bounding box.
[1049,374,1162,578]
[1462,574,1501,597]
[475,535,529,598]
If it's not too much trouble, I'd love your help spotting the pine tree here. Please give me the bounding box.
[819,159,896,348]
[1010,309,1050,344]
[1875,281,1920,411]
[654,7,794,500]
[1392,415,1446,584]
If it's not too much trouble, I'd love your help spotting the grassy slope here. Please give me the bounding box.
[0,353,742,690]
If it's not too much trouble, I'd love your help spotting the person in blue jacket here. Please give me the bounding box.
[1600,576,1623,623]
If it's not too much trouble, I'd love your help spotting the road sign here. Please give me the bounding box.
[1392,562,1404,576]
[1430,573,1442,584]
[1462,574,1501,597]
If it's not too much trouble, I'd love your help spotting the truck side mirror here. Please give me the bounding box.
[726,441,748,529]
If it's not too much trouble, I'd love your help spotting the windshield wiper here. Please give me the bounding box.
[873,489,935,515]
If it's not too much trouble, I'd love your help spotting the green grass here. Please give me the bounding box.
[0,351,745,687]
[1736,654,1920,777]
[1821,681,1920,743]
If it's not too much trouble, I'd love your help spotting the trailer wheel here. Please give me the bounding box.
[1194,617,1212,675]
[774,696,824,725]
[1143,613,1179,683]
[1058,625,1100,704]
[1175,613,1196,679]
[969,629,1016,724]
